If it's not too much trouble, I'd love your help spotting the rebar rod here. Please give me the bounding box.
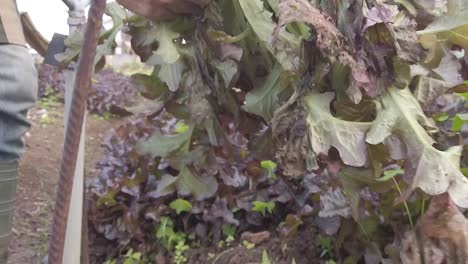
[48,0,106,263]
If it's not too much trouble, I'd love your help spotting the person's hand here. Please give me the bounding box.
[116,0,210,21]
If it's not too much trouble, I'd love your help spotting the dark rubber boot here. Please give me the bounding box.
[0,161,18,262]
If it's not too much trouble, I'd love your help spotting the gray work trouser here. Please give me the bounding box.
[0,44,37,260]
[0,44,38,160]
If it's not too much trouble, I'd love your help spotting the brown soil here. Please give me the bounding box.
[8,104,121,264]
[186,225,320,264]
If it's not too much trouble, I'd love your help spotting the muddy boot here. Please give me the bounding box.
[0,161,18,262]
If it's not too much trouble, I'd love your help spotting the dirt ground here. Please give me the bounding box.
[186,225,319,264]
[8,104,121,264]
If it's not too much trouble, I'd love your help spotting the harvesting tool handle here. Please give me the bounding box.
[48,0,106,263]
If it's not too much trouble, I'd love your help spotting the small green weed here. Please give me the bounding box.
[262,250,271,264]
[260,160,277,180]
[123,249,142,264]
[39,86,61,110]
[174,240,189,264]
[156,217,189,263]
[252,201,275,216]
[318,235,334,258]
[169,198,192,214]
[242,240,255,249]
[156,217,186,251]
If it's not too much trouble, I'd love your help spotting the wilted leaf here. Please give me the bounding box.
[315,216,341,236]
[143,23,185,91]
[176,167,218,200]
[433,52,463,86]
[279,214,303,237]
[152,24,181,64]
[413,0,447,16]
[364,4,423,63]
[340,168,392,220]
[319,188,352,218]
[213,59,239,88]
[238,0,301,71]
[363,5,399,32]
[276,0,369,94]
[219,165,247,188]
[150,167,218,201]
[131,73,168,100]
[243,63,285,120]
[364,242,384,264]
[203,198,239,225]
[417,10,468,69]
[137,127,192,158]
[395,0,417,16]
[366,86,468,208]
[276,0,340,53]
[418,10,468,50]
[400,194,468,264]
[158,60,185,92]
[413,76,453,107]
[304,92,371,167]
[418,34,444,67]
[147,174,179,199]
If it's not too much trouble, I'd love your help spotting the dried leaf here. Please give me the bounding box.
[319,188,352,218]
[401,194,468,264]
[413,76,453,107]
[433,52,463,86]
[203,198,239,226]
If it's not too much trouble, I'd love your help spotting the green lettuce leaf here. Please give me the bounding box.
[366,87,468,208]
[238,0,301,72]
[418,11,468,67]
[150,167,218,201]
[136,128,193,158]
[243,63,284,120]
[304,92,371,167]
[145,24,185,91]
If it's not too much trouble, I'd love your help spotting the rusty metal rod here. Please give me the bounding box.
[48,0,106,263]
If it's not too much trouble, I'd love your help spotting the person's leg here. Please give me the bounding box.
[0,44,37,261]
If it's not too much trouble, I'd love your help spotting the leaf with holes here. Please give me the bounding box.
[304,92,371,167]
